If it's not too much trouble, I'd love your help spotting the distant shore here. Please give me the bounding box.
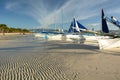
[0,33,33,40]
[0,33,32,36]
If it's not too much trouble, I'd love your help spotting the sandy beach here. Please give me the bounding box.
[0,34,120,80]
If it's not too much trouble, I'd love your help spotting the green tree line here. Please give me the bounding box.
[0,24,30,33]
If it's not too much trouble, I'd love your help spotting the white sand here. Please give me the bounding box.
[0,35,120,80]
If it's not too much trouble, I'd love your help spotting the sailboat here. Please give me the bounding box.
[63,18,86,43]
[34,29,47,38]
[34,10,65,41]
[34,18,64,41]
[68,18,100,41]
[97,9,120,49]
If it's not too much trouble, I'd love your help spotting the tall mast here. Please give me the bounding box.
[61,8,63,32]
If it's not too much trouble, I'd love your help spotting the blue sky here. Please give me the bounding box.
[0,0,120,30]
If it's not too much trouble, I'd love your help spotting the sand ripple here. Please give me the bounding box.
[1,35,120,80]
[0,53,78,80]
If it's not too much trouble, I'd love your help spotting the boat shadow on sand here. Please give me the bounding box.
[47,43,99,50]
[0,46,41,51]
[44,42,100,55]
[101,50,120,56]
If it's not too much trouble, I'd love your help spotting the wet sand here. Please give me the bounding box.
[0,35,120,80]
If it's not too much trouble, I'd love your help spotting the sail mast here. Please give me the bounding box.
[61,8,63,33]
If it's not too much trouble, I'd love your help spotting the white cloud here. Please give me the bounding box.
[36,0,109,28]
[112,8,120,14]
[86,21,119,31]
[5,0,120,29]
[5,2,20,10]
[86,23,101,30]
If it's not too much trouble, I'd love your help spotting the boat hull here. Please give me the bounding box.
[34,33,63,40]
[97,38,120,49]
[63,34,85,43]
